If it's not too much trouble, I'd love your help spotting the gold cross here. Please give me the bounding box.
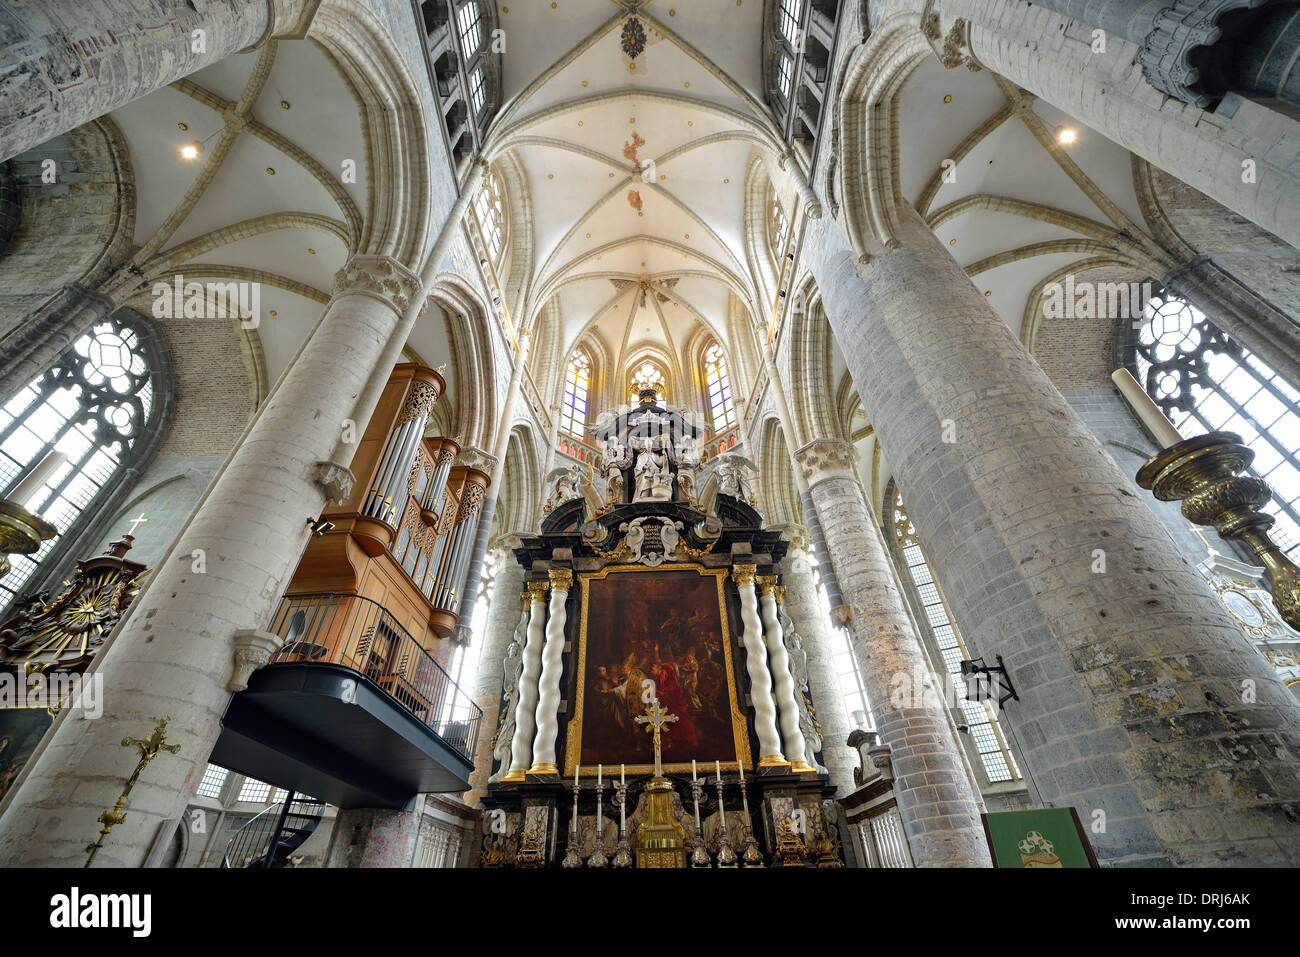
[635,699,678,778]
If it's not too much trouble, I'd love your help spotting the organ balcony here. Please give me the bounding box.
[213,363,486,808]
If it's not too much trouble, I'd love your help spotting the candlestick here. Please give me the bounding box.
[689,778,710,867]
[7,450,67,509]
[1111,369,1184,449]
[588,766,608,867]
[714,770,737,867]
[612,780,632,868]
[562,768,582,868]
[739,777,763,867]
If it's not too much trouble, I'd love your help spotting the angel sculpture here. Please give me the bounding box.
[488,618,528,783]
[543,463,583,512]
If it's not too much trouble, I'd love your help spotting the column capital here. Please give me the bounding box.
[332,255,422,314]
[793,437,858,488]
[548,568,573,592]
[525,580,551,603]
[731,563,758,587]
[756,575,784,603]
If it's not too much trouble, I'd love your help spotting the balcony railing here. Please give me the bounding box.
[265,593,481,762]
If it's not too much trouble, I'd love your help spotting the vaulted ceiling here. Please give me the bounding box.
[485,0,786,392]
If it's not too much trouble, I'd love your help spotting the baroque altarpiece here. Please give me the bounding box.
[480,390,844,867]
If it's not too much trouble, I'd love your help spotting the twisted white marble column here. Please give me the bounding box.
[529,568,572,774]
[503,580,549,781]
[758,576,810,772]
[733,565,785,768]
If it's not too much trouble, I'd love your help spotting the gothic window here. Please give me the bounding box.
[630,360,666,400]
[777,52,794,99]
[704,343,737,432]
[778,0,804,45]
[473,168,505,263]
[0,316,160,605]
[560,350,591,438]
[456,1,483,58]
[469,65,486,116]
[890,489,1019,784]
[1135,293,1300,559]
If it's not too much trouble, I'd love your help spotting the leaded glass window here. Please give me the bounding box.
[777,53,793,99]
[630,361,666,400]
[807,553,873,729]
[704,343,736,431]
[770,196,790,256]
[456,1,483,58]
[560,350,591,438]
[196,764,229,799]
[1135,293,1300,559]
[891,489,1020,784]
[0,317,154,604]
[778,0,804,46]
[469,65,486,116]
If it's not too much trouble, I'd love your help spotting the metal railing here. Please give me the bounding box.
[266,593,482,761]
[221,792,325,869]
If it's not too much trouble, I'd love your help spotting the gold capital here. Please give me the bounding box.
[731,564,757,587]
[526,580,550,603]
[757,575,784,601]
[549,568,574,591]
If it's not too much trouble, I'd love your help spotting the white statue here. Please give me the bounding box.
[544,463,583,511]
[489,614,528,783]
[711,452,758,502]
[632,437,673,502]
[675,440,701,504]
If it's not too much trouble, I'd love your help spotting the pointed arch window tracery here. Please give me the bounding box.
[473,167,505,264]
[704,342,736,431]
[560,349,591,439]
[630,360,666,401]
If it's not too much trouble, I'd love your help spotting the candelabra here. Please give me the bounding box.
[0,498,57,581]
[611,780,632,868]
[561,781,583,868]
[713,774,738,868]
[737,780,764,867]
[1136,432,1300,630]
[587,776,608,867]
[688,778,711,867]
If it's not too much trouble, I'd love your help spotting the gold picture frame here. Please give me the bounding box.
[563,563,753,777]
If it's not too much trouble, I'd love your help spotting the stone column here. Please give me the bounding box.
[757,576,812,771]
[732,564,786,769]
[808,203,1300,866]
[793,438,991,868]
[0,0,310,162]
[0,255,423,867]
[467,546,527,800]
[529,568,572,775]
[776,545,857,796]
[325,805,422,868]
[503,580,549,781]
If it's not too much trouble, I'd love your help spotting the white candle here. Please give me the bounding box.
[692,759,697,781]
[1111,369,1184,449]
[7,450,67,509]
[715,759,722,783]
[597,763,601,787]
[574,763,580,789]
[737,758,744,782]
[621,763,625,785]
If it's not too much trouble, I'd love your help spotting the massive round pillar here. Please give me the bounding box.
[808,204,1300,865]
[794,440,991,867]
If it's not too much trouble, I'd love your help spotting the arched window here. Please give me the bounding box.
[472,168,505,263]
[630,360,666,401]
[1135,293,1300,559]
[704,343,736,431]
[0,314,165,606]
[807,552,874,730]
[889,488,1019,784]
[456,1,483,58]
[468,65,486,116]
[560,350,591,438]
[776,53,794,99]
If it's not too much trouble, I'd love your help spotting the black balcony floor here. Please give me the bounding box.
[212,662,474,810]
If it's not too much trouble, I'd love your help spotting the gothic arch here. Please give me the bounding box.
[757,414,802,528]
[785,277,842,446]
[431,274,499,451]
[494,424,543,540]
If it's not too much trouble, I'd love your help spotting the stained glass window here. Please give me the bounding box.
[704,343,736,431]
[1135,293,1300,559]
[560,351,591,438]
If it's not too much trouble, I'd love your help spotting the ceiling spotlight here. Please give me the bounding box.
[1056,126,1078,145]
[180,143,200,160]
[307,516,335,537]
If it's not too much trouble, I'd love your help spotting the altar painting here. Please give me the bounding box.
[569,566,750,774]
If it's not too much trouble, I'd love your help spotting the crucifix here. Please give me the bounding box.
[86,715,181,867]
[635,698,678,778]
[127,513,148,535]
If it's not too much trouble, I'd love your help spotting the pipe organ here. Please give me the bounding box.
[289,363,487,645]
